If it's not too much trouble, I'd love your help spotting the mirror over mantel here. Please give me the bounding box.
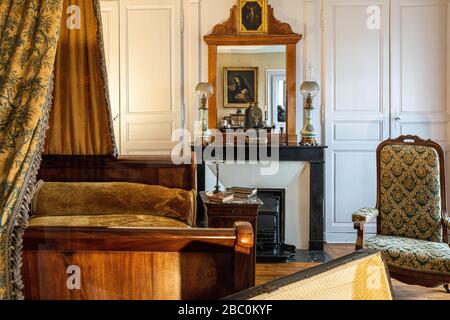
[204,2,302,142]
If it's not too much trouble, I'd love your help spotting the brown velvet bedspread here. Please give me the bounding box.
[28,214,190,229]
[32,181,197,227]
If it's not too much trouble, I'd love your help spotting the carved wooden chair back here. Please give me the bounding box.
[376,135,448,244]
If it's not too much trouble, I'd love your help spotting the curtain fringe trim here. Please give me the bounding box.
[94,0,119,157]
[6,74,55,300]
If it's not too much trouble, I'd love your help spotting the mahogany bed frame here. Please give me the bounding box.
[35,155,197,190]
[21,155,255,300]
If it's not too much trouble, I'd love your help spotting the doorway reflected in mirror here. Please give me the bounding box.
[267,69,286,131]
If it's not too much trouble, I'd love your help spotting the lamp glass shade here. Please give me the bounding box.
[195,82,213,98]
[300,81,320,98]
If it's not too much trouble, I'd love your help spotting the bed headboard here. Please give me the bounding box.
[38,155,197,191]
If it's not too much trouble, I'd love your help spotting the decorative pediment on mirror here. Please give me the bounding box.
[205,5,301,44]
[204,2,302,142]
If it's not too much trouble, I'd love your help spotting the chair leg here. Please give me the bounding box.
[445,284,450,293]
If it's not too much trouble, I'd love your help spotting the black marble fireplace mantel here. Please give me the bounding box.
[193,143,327,251]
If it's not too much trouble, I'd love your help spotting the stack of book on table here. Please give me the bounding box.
[205,191,234,203]
[227,187,257,199]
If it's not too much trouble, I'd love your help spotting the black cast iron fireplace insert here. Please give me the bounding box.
[256,189,296,262]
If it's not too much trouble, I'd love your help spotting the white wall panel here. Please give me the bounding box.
[400,123,448,142]
[325,0,390,241]
[120,0,182,155]
[391,0,450,139]
[127,8,173,113]
[334,122,382,142]
[334,5,381,112]
[333,152,377,229]
[400,4,447,113]
[128,122,174,141]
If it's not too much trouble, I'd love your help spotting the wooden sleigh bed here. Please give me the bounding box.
[21,155,255,300]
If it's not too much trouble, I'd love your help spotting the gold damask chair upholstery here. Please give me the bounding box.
[353,136,450,292]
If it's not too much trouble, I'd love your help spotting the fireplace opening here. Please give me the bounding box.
[256,188,296,263]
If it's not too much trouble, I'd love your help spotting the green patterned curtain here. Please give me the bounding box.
[0,0,63,299]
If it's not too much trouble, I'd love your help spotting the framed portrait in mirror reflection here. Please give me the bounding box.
[224,67,258,108]
[237,0,268,34]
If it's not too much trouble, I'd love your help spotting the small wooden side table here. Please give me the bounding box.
[200,192,263,283]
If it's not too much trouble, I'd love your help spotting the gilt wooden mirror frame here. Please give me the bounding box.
[204,4,302,141]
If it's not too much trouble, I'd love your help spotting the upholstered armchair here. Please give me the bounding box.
[353,136,450,292]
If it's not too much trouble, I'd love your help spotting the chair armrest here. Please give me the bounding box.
[352,208,379,226]
[352,208,378,251]
[444,216,450,229]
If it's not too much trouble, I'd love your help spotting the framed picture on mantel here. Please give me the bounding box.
[237,0,268,35]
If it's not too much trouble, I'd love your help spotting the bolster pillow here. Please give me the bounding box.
[32,181,197,227]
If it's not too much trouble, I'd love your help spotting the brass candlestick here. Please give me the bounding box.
[213,159,222,194]
[300,81,320,146]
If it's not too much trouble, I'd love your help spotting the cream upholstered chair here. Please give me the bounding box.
[353,136,450,292]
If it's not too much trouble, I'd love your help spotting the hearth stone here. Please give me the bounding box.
[291,250,332,263]
[256,243,296,263]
